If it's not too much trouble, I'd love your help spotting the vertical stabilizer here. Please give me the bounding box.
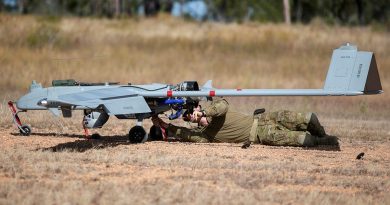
[324,43,382,94]
[201,80,213,90]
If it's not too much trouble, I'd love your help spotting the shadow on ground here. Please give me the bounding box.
[11,132,87,139]
[262,144,341,151]
[163,141,342,151]
[39,135,131,152]
[302,145,341,151]
[13,131,341,152]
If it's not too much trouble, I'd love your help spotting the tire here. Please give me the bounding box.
[20,125,31,136]
[129,126,147,143]
[149,125,163,141]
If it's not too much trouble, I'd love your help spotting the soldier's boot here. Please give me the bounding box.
[297,133,317,147]
[241,140,251,149]
[307,113,327,138]
[315,135,339,146]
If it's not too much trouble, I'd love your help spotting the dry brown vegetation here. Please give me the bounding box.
[0,14,389,204]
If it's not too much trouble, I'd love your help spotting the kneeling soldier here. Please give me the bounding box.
[151,98,338,147]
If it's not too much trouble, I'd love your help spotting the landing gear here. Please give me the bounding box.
[129,126,147,143]
[8,101,31,136]
[128,117,149,143]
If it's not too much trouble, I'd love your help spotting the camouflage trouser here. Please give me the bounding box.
[254,110,317,147]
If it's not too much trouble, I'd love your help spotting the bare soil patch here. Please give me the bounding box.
[1,120,389,205]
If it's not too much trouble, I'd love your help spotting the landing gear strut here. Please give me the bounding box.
[8,101,31,136]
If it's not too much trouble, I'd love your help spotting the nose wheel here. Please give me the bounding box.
[20,125,31,136]
[8,101,31,136]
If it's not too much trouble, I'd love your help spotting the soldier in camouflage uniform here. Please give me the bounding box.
[152,98,338,147]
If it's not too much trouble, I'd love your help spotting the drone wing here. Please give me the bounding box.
[56,87,151,115]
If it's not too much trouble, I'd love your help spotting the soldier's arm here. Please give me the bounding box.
[203,98,229,117]
[166,124,210,143]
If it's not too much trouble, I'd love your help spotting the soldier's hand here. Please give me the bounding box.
[192,110,204,121]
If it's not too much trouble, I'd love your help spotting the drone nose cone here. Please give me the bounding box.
[16,95,30,110]
[15,89,48,110]
[16,100,26,110]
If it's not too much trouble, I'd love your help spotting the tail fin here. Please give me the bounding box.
[323,43,382,94]
[201,80,213,90]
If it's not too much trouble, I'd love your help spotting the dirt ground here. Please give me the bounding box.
[1,118,389,205]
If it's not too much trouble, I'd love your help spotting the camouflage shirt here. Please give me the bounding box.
[167,98,253,143]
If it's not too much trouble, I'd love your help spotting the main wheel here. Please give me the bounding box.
[20,125,31,136]
[149,125,163,141]
[129,126,147,143]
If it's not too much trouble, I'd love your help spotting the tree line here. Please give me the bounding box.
[1,0,389,26]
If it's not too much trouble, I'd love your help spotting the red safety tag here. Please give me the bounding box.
[160,127,168,141]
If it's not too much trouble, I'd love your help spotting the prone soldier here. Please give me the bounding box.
[152,98,339,147]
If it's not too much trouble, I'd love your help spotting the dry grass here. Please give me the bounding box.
[0,14,389,90]
[0,14,389,122]
[0,14,390,204]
